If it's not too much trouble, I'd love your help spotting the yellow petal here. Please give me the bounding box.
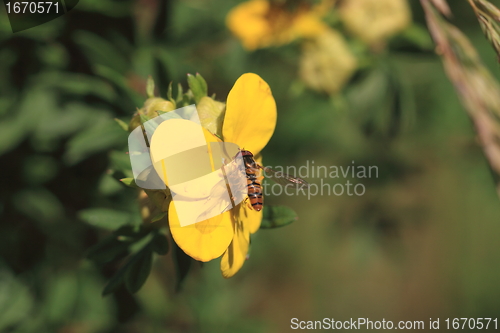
[241,201,262,234]
[220,218,250,278]
[292,12,328,38]
[226,0,271,50]
[223,73,277,155]
[169,201,234,262]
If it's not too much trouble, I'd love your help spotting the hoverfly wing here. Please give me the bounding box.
[261,166,310,189]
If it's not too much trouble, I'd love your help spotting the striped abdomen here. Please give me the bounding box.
[242,150,263,211]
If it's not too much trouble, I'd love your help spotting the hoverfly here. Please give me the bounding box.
[241,150,309,211]
[198,149,309,219]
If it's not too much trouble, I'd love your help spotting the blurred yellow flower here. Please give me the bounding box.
[226,0,331,50]
[339,0,411,45]
[169,73,277,278]
[299,29,357,95]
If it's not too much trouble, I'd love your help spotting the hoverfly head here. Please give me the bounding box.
[240,149,253,157]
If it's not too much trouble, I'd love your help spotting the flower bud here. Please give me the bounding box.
[197,96,226,137]
[128,97,176,131]
[299,29,357,95]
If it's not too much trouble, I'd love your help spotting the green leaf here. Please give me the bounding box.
[94,64,144,107]
[0,118,29,156]
[196,73,208,95]
[39,72,117,102]
[133,47,155,79]
[110,150,132,173]
[64,117,128,165]
[0,268,34,330]
[167,82,176,105]
[146,76,155,98]
[86,235,131,265]
[78,208,132,230]
[114,225,150,239]
[151,211,166,223]
[101,229,153,296]
[99,174,124,196]
[260,205,298,229]
[102,270,125,296]
[13,188,64,224]
[120,178,138,188]
[176,83,184,104]
[0,88,56,156]
[400,24,434,50]
[34,102,99,142]
[22,155,58,185]
[114,118,129,131]
[182,93,191,107]
[151,233,169,255]
[124,246,153,293]
[187,73,207,103]
[43,273,78,323]
[73,30,129,74]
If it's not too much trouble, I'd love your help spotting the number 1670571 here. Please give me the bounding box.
[6,2,59,14]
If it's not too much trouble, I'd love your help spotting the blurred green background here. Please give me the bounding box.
[2,0,500,332]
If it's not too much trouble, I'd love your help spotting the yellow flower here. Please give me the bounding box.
[168,73,277,277]
[299,29,357,94]
[339,0,411,45]
[226,0,330,50]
